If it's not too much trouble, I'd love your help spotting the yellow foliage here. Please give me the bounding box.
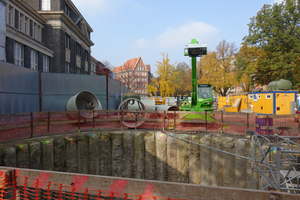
[155,53,178,97]
[198,51,238,96]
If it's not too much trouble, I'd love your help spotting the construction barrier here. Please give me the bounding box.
[0,110,299,143]
[0,168,184,200]
[0,167,299,200]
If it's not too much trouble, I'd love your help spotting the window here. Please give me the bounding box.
[14,9,19,29]
[41,0,51,11]
[257,94,261,99]
[85,50,88,60]
[249,95,253,99]
[65,4,70,16]
[43,55,49,72]
[266,94,272,99]
[76,43,81,55]
[65,62,70,73]
[76,67,80,74]
[37,26,40,41]
[24,17,28,34]
[30,50,38,70]
[65,34,70,49]
[30,20,33,37]
[14,42,24,67]
[8,6,12,26]
[19,13,23,31]
[33,23,36,39]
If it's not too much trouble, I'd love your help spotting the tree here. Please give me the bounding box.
[234,43,267,92]
[172,62,192,95]
[101,60,115,71]
[115,62,141,93]
[147,53,178,97]
[243,0,300,87]
[198,40,238,96]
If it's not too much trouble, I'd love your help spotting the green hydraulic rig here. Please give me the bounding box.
[180,39,213,112]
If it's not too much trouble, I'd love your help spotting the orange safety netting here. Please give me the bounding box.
[0,111,299,143]
[0,174,184,200]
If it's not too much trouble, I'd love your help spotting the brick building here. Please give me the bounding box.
[113,56,151,96]
[5,0,93,74]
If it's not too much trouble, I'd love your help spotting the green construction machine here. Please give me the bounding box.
[179,39,213,112]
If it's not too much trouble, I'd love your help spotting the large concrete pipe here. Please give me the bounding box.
[66,91,102,118]
[118,98,148,128]
[155,105,179,111]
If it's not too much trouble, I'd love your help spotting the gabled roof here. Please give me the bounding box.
[113,56,151,73]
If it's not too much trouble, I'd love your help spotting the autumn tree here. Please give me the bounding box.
[234,43,266,92]
[147,53,178,97]
[243,0,300,87]
[172,62,192,95]
[198,40,238,96]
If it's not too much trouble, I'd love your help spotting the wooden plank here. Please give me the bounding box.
[0,112,31,118]
[177,120,212,124]
[257,114,297,119]
[260,126,299,131]
[0,123,31,130]
[223,121,259,127]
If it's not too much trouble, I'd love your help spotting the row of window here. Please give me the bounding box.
[7,5,42,42]
[249,94,272,100]
[64,62,88,74]
[134,77,147,82]
[134,90,147,94]
[14,41,49,72]
[117,72,148,77]
[65,34,89,59]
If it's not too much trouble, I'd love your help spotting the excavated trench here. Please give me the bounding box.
[0,130,278,189]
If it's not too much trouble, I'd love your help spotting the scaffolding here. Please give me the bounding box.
[247,130,300,193]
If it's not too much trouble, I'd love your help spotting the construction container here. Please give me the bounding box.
[122,93,140,102]
[247,91,297,115]
[222,94,248,112]
[268,79,292,91]
[218,96,232,109]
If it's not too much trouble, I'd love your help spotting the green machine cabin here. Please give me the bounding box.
[180,39,213,112]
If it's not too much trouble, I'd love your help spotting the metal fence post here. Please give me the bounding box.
[174,111,176,131]
[205,111,207,132]
[30,112,33,138]
[47,112,50,135]
[78,111,81,133]
[163,111,166,131]
[247,113,249,130]
[266,115,269,135]
[121,110,123,130]
[93,110,95,131]
[221,111,223,134]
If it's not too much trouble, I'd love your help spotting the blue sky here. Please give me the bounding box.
[72,0,283,76]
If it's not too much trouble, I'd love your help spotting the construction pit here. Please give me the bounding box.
[0,130,299,199]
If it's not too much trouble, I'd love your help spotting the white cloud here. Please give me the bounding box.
[130,22,220,75]
[133,21,220,50]
[273,0,284,3]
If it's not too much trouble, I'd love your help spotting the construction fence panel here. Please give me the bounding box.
[0,62,39,114]
[108,78,130,110]
[0,111,300,143]
[41,73,107,111]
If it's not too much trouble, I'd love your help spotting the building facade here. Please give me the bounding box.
[5,0,93,74]
[90,56,113,78]
[0,0,6,61]
[113,56,151,96]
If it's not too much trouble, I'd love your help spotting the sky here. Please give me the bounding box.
[72,0,284,76]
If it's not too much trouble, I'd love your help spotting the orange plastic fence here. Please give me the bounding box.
[0,173,184,200]
[0,110,299,143]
